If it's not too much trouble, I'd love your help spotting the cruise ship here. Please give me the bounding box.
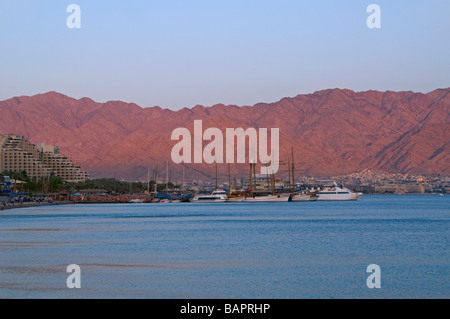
[190,189,228,203]
[315,181,363,201]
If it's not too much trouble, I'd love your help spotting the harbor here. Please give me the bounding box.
[4,166,448,208]
[1,136,447,208]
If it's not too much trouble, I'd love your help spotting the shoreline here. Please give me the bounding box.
[1,193,445,212]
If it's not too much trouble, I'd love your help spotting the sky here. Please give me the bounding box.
[0,0,449,110]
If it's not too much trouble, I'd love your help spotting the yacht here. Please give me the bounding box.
[315,181,363,201]
[190,189,228,203]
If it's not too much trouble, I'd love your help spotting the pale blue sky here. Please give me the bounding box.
[0,1,449,110]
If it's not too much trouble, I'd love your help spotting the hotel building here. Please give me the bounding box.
[0,134,89,182]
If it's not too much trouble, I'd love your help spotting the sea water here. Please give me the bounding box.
[0,195,448,299]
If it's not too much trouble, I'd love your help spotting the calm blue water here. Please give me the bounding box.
[0,195,448,299]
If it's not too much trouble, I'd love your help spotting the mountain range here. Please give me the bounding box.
[0,88,449,182]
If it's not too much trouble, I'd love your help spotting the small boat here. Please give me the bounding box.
[190,189,228,203]
[289,190,318,202]
[227,192,245,202]
[129,199,145,203]
[315,181,363,201]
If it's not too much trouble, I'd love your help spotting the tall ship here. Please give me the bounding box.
[315,180,363,201]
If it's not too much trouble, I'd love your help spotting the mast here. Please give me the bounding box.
[166,160,169,193]
[249,163,253,197]
[291,147,295,190]
[182,166,185,192]
[154,165,158,193]
[250,143,256,198]
[147,167,150,196]
[271,160,275,196]
[272,173,275,196]
[215,162,218,190]
[228,163,231,196]
[253,163,256,194]
[288,157,291,191]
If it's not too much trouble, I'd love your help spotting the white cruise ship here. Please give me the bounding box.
[190,189,228,203]
[315,181,363,201]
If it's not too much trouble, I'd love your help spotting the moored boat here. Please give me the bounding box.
[129,199,145,203]
[242,193,290,202]
[315,181,363,201]
[289,190,318,202]
[190,189,228,203]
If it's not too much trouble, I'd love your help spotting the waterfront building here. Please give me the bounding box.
[0,134,89,182]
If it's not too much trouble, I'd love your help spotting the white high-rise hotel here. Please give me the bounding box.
[0,134,89,182]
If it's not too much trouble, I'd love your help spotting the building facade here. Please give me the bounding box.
[0,134,89,182]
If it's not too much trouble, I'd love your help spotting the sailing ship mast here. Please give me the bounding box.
[288,157,291,191]
[154,165,158,193]
[182,165,185,192]
[228,163,231,196]
[249,163,253,197]
[166,160,169,193]
[215,162,218,190]
[253,163,257,195]
[291,147,295,190]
